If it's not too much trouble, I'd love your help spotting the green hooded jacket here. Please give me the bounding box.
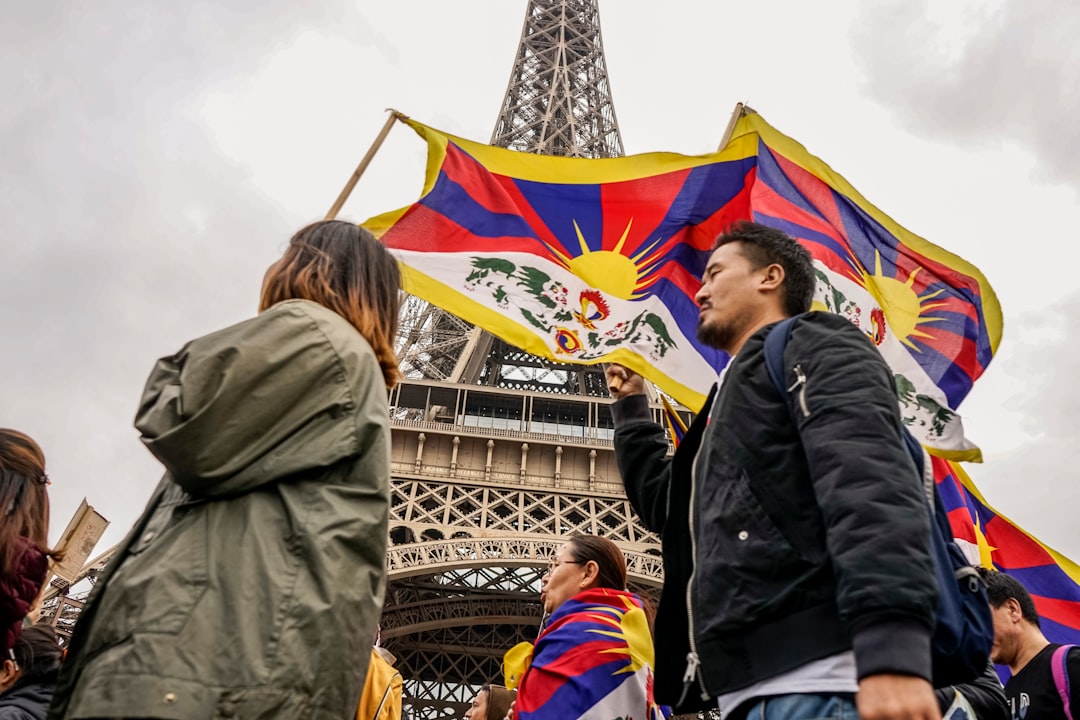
[49,299,391,719]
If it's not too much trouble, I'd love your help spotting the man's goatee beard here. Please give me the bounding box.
[696,320,732,352]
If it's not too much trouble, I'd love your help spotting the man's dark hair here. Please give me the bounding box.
[977,567,1041,628]
[713,221,815,316]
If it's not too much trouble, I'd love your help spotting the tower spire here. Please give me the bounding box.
[491,0,624,158]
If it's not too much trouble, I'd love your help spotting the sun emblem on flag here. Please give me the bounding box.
[543,219,669,301]
[587,595,656,673]
[863,251,948,351]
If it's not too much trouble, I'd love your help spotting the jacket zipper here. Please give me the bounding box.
[788,364,810,417]
[677,416,710,707]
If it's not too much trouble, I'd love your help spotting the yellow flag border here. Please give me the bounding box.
[949,459,1080,583]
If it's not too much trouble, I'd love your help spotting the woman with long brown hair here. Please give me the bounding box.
[512,533,666,720]
[51,220,402,719]
[0,429,60,660]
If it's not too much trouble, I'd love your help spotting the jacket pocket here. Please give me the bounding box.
[706,467,796,564]
[693,465,811,628]
[99,505,210,639]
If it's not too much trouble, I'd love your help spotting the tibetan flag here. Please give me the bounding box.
[513,587,667,720]
[365,112,1001,456]
[725,110,1002,460]
[661,394,687,449]
[365,117,757,411]
[932,455,1080,649]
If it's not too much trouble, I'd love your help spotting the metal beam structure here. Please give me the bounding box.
[491,0,623,158]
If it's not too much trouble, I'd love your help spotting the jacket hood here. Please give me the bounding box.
[135,300,378,496]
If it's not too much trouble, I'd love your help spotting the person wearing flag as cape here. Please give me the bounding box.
[606,221,941,720]
[510,533,666,720]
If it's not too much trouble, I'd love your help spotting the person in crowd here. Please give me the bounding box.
[358,631,403,720]
[936,660,1008,720]
[0,624,62,720]
[606,221,942,720]
[513,533,665,720]
[979,568,1079,718]
[49,220,402,719]
[0,430,60,660]
[464,684,515,720]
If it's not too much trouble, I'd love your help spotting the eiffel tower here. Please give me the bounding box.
[382,2,665,719]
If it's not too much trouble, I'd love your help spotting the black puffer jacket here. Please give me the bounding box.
[612,313,938,711]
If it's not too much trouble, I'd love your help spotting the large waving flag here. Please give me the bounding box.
[366,116,754,410]
[364,110,1001,457]
[932,455,1080,649]
[725,109,1002,460]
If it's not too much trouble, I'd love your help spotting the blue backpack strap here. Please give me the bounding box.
[763,315,801,399]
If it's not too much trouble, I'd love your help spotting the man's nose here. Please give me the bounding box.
[694,284,708,306]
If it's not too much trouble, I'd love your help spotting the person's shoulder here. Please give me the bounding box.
[1058,643,1080,672]
[267,300,375,353]
[1009,643,1058,681]
[788,311,878,357]
[0,698,38,719]
[793,310,868,335]
[262,298,341,329]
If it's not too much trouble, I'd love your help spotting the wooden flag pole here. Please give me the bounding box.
[325,110,403,220]
[716,101,748,151]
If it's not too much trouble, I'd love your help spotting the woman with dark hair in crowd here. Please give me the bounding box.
[0,624,62,719]
[0,430,60,661]
[512,533,665,720]
[50,220,402,719]
[464,684,516,720]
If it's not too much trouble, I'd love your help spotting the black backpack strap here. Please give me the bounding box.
[763,315,801,400]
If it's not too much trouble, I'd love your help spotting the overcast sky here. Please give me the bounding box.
[3,0,1078,562]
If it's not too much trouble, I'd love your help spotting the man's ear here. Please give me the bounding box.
[1004,597,1024,622]
[760,263,785,290]
[0,658,19,688]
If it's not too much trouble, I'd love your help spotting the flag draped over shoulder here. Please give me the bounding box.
[933,455,1080,648]
[364,111,1001,457]
[725,110,1002,460]
[513,588,667,720]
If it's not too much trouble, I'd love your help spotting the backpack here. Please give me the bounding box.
[1052,644,1077,720]
[763,314,994,687]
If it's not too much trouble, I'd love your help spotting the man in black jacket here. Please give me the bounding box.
[606,221,941,720]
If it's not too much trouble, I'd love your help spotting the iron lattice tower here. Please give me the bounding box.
[384,3,666,720]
